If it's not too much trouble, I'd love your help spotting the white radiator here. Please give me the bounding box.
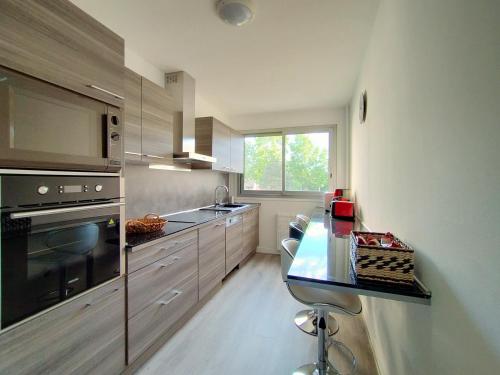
[276,214,296,250]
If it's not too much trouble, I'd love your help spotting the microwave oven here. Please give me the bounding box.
[0,66,123,172]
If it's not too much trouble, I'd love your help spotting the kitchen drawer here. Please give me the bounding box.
[128,275,198,363]
[0,277,126,375]
[128,229,198,273]
[128,242,198,318]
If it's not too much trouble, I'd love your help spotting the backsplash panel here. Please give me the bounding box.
[125,164,228,218]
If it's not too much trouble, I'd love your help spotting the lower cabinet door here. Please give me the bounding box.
[198,220,226,300]
[226,218,243,275]
[243,208,259,257]
[128,275,198,363]
[0,277,126,375]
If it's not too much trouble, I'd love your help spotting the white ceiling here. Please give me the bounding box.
[71,0,379,116]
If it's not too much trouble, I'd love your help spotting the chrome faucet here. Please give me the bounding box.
[214,185,229,206]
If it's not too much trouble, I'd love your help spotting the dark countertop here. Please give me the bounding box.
[287,209,432,304]
[126,221,198,248]
[126,203,259,249]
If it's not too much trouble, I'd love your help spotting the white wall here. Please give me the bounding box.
[349,1,500,374]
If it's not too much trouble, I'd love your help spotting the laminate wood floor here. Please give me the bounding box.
[136,253,378,375]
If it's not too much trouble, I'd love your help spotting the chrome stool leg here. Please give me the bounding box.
[294,310,339,375]
[326,340,357,375]
[294,309,340,336]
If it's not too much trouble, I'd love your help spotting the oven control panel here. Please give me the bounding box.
[2,175,121,207]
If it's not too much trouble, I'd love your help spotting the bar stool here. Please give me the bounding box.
[281,239,362,375]
[289,221,305,240]
[280,239,339,337]
[295,214,310,231]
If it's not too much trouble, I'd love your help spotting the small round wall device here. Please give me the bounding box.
[216,0,255,26]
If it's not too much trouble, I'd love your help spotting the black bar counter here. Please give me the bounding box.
[287,209,432,305]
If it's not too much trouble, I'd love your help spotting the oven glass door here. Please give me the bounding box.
[0,66,111,170]
[0,203,121,329]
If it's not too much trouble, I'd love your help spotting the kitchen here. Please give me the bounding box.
[0,1,499,375]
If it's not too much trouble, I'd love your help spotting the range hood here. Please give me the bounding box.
[165,71,216,164]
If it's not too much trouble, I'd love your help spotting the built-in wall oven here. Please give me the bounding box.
[0,172,123,329]
[0,65,123,172]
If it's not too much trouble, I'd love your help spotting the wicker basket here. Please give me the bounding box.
[125,214,167,234]
[350,231,414,284]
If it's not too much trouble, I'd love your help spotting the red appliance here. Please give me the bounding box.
[330,199,355,221]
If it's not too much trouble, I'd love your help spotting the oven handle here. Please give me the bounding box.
[10,202,125,219]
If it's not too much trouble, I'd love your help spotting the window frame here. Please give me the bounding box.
[239,125,336,198]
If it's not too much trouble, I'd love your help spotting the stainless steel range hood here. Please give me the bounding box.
[165,71,216,164]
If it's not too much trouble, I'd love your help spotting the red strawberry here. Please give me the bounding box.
[357,235,367,245]
[385,232,395,239]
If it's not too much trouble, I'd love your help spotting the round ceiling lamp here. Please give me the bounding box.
[216,0,255,27]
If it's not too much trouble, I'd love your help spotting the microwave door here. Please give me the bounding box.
[0,66,119,171]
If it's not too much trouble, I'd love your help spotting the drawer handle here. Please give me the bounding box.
[215,223,225,227]
[125,151,142,156]
[158,256,181,268]
[84,287,120,308]
[144,154,165,159]
[87,84,124,100]
[158,290,182,306]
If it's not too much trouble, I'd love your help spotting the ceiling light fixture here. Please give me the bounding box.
[216,0,255,27]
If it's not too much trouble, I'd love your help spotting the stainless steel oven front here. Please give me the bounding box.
[0,66,123,172]
[0,173,123,329]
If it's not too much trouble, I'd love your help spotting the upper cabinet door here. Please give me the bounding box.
[212,119,231,172]
[0,0,124,107]
[141,78,174,162]
[124,68,142,161]
[230,130,244,173]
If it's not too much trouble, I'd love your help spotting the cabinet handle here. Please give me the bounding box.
[144,154,165,159]
[125,151,142,156]
[84,287,120,308]
[87,85,124,100]
[215,223,225,227]
[158,256,181,268]
[158,290,182,306]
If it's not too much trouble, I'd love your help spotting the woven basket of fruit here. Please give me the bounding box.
[125,214,167,234]
[350,231,414,284]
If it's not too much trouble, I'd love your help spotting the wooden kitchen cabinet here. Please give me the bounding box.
[243,207,259,258]
[123,72,176,163]
[124,68,142,161]
[141,77,175,163]
[0,0,124,107]
[230,130,245,173]
[127,236,198,363]
[127,230,198,274]
[194,117,231,172]
[128,241,198,319]
[0,277,126,375]
[225,215,243,275]
[198,219,226,300]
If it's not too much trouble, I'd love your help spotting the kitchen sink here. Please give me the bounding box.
[199,203,248,212]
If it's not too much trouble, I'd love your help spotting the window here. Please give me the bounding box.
[241,128,333,196]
